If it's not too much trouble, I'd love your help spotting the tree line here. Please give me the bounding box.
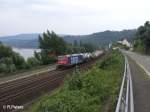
[0,31,97,74]
[0,43,27,73]
[133,21,150,54]
[34,30,97,65]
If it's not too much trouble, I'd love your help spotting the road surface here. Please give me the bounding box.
[123,50,150,112]
[123,50,150,75]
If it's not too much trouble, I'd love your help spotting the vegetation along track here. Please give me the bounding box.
[0,55,104,112]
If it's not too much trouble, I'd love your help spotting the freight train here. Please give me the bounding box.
[57,50,103,69]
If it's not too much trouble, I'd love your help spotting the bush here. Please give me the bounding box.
[28,50,124,112]
[0,44,13,58]
[1,57,13,65]
[98,50,123,70]
[8,64,16,73]
[0,57,17,73]
[12,52,26,69]
[68,72,83,90]
[27,57,41,68]
[0,63,8,73]
[0,44,28,73]
[0,63,16,73]
[37,90,99,112]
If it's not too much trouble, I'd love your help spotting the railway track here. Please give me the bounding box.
[0,56,103,112]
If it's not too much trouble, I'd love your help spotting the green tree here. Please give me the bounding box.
[73,40,78,46]
[1,57,13,65]
[133,39,144,52]
[81,43,96,52]
[27,57,40,68]
[39,30,67,55]
[0,44,26,73]
[34,51,42,62]
[38,30,67,64]
[0,44,13,59]
[12,52,26,69]
[65,44,74,54]
[0,63,8,73]
[134,21,150,54]
[0,57,17,73]
[79,40,83,46]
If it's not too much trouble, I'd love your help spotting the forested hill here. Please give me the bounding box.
[64,30,136,45]
[0,33,40,48]
[0,30,136,48]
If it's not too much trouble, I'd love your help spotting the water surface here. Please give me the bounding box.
[13,48,41,60]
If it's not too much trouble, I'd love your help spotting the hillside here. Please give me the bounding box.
[0,34,39,48]
[64,30,136,45]
[0,30,136,48]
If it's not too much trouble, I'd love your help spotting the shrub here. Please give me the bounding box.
[12,52,26,69]
[0,44,27,73]
[68,72,83,90]
[0,63,8,73]
[40,50,57,65]
[98,50,123,70]
[8,64,16,73]
[27,57,41,68]
[1,57,13,65]
[31,50,124,112]
[0,44,13,58]
[37,90,99,112]
[0,63,16,73]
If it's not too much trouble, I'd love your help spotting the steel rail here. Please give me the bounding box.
[0,55,102,111]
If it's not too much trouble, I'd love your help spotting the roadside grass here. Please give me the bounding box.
[26,50,124,112]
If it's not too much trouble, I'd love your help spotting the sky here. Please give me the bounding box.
[0,0,150,36]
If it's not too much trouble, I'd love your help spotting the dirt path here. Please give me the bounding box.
[128,57,150,112]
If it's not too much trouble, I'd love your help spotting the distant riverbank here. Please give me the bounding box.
[12,48,41,60]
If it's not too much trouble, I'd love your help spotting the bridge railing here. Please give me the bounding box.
[115,56,134,112]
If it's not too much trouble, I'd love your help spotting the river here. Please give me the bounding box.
[12,48,41,60]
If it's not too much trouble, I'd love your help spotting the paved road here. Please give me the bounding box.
[123,50,150,112]
[123,50,150,75]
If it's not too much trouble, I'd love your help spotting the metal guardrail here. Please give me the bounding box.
[115,56,134,112]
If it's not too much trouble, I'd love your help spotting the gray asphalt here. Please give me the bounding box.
[123,50,150,75]
[123,50,150,112]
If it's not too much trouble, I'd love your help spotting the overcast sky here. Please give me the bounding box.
[0,0,150,36]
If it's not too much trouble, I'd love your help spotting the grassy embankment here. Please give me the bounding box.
[0,64,55,79]
[26,50,124,112]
